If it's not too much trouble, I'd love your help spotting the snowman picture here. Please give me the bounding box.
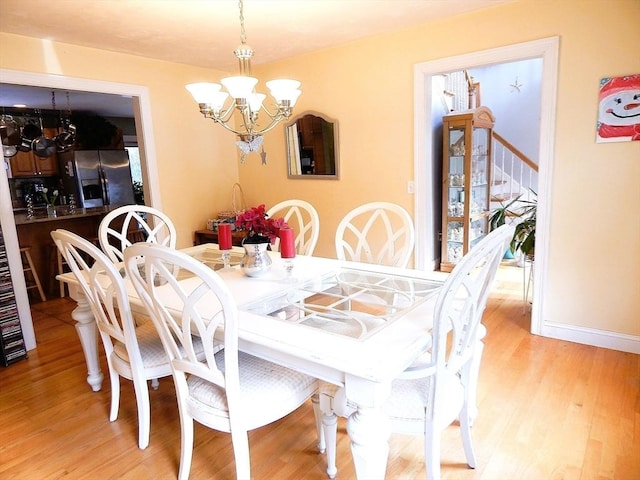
[596,74,640,143]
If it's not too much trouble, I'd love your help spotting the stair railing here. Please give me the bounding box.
[491,131,538,205]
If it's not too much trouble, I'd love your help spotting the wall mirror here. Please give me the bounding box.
[286,111,339,179]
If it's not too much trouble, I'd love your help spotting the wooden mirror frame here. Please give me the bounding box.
[285,111,339,179]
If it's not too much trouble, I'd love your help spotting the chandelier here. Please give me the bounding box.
[186,0,301,152]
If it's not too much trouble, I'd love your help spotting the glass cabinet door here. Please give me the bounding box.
[444,126,466,267]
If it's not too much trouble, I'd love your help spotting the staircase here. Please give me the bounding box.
[491,131,538,207]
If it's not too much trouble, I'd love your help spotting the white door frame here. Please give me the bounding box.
[413,37,559,336]
[0,68,161,348]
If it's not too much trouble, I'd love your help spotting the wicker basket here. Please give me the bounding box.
[217,183,246,220]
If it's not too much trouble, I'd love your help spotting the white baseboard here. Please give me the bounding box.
[540,322,640,354]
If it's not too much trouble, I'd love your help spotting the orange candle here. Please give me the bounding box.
[279,228,296,259]
[218,223,232,250]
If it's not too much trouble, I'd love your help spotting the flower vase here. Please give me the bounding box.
[240,237,272,277]
[46,204,57,218]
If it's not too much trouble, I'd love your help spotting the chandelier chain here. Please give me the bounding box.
[238,0,247,45]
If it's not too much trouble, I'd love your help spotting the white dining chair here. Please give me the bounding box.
[124,243,321,480]
[99,204,177,263]
[335,201,415,267]
[267,199,320,256]
[319,224,515,480]
[50,228,182,450]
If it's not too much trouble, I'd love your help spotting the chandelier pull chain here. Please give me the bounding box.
[238,0,247,45]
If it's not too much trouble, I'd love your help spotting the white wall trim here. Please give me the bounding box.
[540,322,640,355]
[413,36,559,343]
[1,157,35,350]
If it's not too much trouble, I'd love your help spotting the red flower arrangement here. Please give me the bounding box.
[235,204,288,243]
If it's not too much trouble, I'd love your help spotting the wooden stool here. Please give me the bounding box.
[48,244,68,298]
[20,246,46,302]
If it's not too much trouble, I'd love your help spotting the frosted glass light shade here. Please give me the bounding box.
[266,79,301,93]
[221,76,259,98]
[267,79,302,104]
[248,93,266,111]
[186,82,222,104]
[210,91,230,111]
[287,89,302,107]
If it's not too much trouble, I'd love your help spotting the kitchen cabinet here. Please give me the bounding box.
[9,128,59,177]
[9,150,58,177]
[440,106,494,272]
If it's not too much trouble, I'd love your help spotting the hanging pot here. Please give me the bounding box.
[0,115,21,146]
[22,122,42,139]
[18,122,42,152]
[2,145,17,158]
[17,136,34,152]
[55,122,76,152]
[55,131,74,152]
[33,135,57,157]
[53,92,76,152]
[32,111,56,158]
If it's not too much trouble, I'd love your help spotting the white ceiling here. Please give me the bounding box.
[0,0,514,116]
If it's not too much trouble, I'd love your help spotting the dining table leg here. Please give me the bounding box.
[345,376,392,479]
[68,284,103,391]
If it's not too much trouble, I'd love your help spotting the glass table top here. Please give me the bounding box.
[188,245,244,271]
[243,268,442,340]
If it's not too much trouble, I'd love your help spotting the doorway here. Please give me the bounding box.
[412,37,559,337]
[0,68,161,347]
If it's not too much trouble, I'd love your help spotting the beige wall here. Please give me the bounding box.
[1,0,638,339]
[242,0,640,337]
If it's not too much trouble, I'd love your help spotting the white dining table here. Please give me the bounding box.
[59,243,445,479]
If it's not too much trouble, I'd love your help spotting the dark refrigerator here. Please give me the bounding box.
[59,150,135,208]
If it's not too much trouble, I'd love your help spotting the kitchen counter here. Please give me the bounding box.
[13,206,114,225]
[14,206,114,298]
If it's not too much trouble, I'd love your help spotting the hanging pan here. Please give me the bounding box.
[32,110,56,158]
[2,145,17,158]
[54,91,76,152]
[17,121,41,152]
[0,114,21,146]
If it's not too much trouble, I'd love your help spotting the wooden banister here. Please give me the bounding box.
[493,131,538,172]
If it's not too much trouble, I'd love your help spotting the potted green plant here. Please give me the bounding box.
[489,190,537,258]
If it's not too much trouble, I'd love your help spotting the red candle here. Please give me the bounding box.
[218,223,232,250]
[279,228,296,259]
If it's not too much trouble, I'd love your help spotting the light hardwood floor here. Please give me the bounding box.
[1,265,638,479]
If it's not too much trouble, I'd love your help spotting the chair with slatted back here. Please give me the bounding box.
[267,199,320,256]
[50,228,182,450]
[98,205,177,264]
[319,224,515,480]
[124,243,320,480]
[335,201,415,268]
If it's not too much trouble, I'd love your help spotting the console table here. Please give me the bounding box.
[193,229,245,247]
